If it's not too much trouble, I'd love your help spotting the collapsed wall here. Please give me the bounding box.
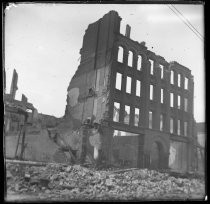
[64,11,121,126]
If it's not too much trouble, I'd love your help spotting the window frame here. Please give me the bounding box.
[149,59,154,75]
[161,88,164,104]
[178,73,181,87]
[124,105,131,125]
[149,111,153,129]
[115,72,122,90]
[150,84,154,100]
[137,55,142,71]
[134,108,140,126]
[128,50,133,67]
[178,95,181,109]
[136,80,141,97]
[113,102,120,122]
[117,46,124,63]
[160,64,164,79]
[171,70,174,84]
[170,93,174,107]
[177,119,181,135]
[126,76,132,94]
[160,114,164,131]
[170,118,174,133]
[184,77,189,90]
[184,98,188,112]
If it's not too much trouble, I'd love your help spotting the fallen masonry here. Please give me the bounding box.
[6,162,205,201]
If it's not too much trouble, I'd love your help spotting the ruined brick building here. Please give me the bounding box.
[65,11,198,172]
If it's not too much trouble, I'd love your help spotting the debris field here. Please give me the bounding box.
[6,162,205,201]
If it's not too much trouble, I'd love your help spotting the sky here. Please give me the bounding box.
[4,3,205,122]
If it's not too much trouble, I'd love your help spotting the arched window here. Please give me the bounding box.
[128,50,133,67]
[137,55,142,70]
[117,46,124,63]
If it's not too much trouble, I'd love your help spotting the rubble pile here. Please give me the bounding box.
[6,163,205,200]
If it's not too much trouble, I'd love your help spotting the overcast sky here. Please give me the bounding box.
[5,3,205,122]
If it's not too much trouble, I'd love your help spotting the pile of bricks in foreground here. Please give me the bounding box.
[6,163,205,201]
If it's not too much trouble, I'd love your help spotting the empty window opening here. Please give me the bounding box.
[184,122,188,136]
[177,120,181,135]
[184,98,188,112]
[113,102,120,122]
[126,76,132,94]
[149,111,153,129]
[171,70,174,84]
[137,55,142,70]
[178,95,181,109]
[124,105,130,125]
[178,74,181,87]
[149,59,154,75]
[160,114,164,131]
[114,130,139,137]
[170,93,174,107]
[150,84,154,100]
[160,64,164,79]
[170,118,174,133]
[185,77,189,90]
[115,72,122,90]
[128,51,133,67]
[134,108,140,126]
[161,88,164,103]
[136,80,141,97]
[117,46,124,63]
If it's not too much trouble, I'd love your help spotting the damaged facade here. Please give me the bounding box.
[4,69,36,134]
[66,11,196,172]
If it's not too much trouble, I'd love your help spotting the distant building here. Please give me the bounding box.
[197,122,205,147]
[4,69,59,134]
[196,122,205,173]
[64,11,198,172]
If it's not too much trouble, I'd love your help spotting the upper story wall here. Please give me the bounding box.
[108,24,194,138]
[65,11,122,123]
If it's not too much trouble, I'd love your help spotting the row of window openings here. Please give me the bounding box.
[115,74,188,111]
[169,118,188,136]
[113,103,140,126]
[118,47,143,71]
[113,102,188,136]
[116,73,141,96]
[117,47,164,78]
[171,71,189,90]
[117,46,189,89]
[150,112,188,136]
[150,86,188,111]
[169,93,188,111]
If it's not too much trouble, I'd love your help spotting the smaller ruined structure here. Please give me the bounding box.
[4,69,37,134]
[4,69,61,162]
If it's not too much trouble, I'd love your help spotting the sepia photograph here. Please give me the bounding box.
[3,2,205,201]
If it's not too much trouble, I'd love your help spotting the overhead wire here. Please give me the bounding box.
[167,5,203,42]
[171,4,204,40]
